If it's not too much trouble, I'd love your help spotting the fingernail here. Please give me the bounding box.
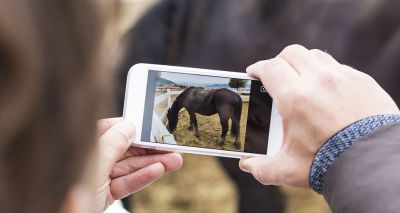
[246,64,256,73]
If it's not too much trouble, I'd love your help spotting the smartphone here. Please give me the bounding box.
[123,64,282,158]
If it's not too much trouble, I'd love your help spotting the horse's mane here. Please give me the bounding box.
[170,86,198,114]
[176,86,195,101]
[169,87,192,114]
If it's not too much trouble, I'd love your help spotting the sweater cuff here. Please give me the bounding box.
[309,114,400,194]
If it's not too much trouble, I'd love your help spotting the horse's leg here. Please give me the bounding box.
[232,119,241,149]
[234,132,241,149]
[218,113,229,145]
[189,111,200,138]
[231,102,242,149]
[187,111,193,131]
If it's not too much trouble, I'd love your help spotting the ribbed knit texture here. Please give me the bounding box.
[310,114,400,193]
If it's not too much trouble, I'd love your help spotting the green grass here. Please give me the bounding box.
[170,103,248,152]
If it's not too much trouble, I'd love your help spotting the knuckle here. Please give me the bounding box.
[310,48,320,52]
[114,128,131,143]
[310,48,325,55]
[280,44,305,57]
[310,49,329,60]
[142,163,164,183]
[285,44,305,52]
[318,71,338,88]
[116,122,136,141]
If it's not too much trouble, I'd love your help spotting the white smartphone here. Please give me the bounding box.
[123,63,283,158]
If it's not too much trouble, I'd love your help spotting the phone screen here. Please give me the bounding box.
[141,70,273,154]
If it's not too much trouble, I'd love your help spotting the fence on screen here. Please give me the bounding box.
[151,89,182,144]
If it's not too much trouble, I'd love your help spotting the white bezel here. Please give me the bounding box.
[123,63,282,158]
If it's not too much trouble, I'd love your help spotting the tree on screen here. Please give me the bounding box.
[228,79,247,91]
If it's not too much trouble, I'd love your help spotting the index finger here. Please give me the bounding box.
[246,57,300,100]
[278,44,320,75]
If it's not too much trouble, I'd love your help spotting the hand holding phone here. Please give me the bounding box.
[123,64,283,158]
[240,45,400,187]
[96,118,182,212]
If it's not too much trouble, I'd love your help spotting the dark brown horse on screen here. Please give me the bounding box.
[167,87,242,149]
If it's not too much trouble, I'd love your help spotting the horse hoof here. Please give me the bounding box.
[234,143,241,149]
[195,133,200,138]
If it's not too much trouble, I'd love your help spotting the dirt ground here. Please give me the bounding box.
[131,154,331,213]
[171,103,248,152]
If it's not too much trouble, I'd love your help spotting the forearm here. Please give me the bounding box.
[309,115,400,212]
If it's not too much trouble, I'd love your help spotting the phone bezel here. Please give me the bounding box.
[123,63,282,158]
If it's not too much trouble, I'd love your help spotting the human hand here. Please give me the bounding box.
[96,118,183,212]
[239,44,399,187]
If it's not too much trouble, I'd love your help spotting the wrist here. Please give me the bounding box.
[309,114,400,193]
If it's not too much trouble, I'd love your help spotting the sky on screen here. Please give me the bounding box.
[160,72,230,85]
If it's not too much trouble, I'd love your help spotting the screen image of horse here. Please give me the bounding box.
[151,72,250,152]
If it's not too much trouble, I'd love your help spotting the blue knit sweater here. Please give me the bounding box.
[309,114,400,193]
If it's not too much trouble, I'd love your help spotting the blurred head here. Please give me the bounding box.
[167,108,178,132]
[0,0,116,212]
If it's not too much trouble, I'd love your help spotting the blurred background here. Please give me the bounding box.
[115,1,329,213]
[130,154,330,213]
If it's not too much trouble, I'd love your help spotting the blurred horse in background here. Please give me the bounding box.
[117,0,400,212]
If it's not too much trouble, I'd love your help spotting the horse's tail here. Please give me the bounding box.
[230,97,242,137]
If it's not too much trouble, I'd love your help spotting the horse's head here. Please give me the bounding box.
[167,108,178,132]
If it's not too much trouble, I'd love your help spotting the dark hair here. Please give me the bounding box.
[0,0,115,212]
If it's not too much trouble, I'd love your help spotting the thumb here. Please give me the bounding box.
[239,155,280,185]
[99,121,136,175]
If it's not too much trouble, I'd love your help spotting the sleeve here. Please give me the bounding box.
[309,114,400,212]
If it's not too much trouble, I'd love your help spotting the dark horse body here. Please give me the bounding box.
[167,87,242,149]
